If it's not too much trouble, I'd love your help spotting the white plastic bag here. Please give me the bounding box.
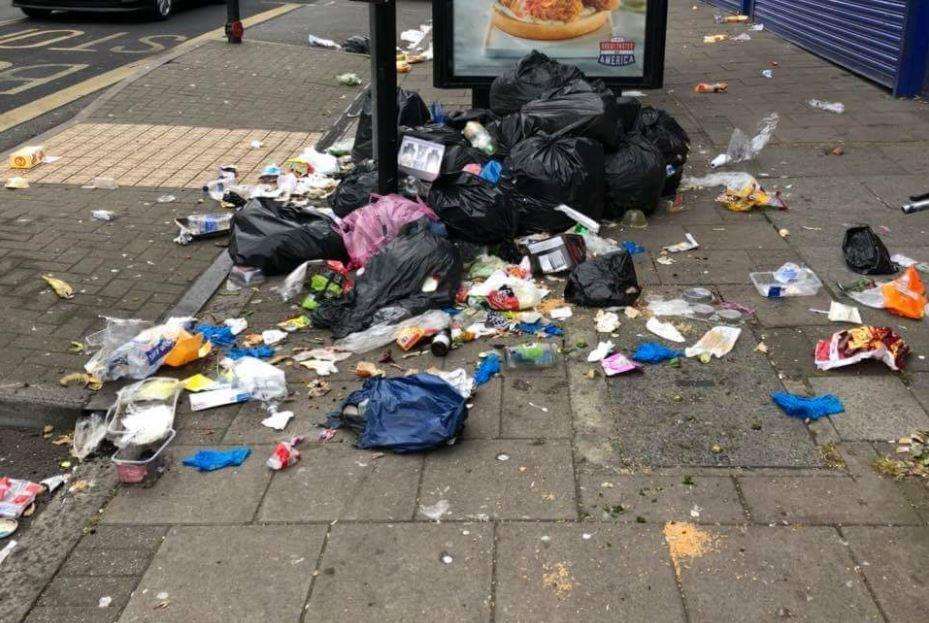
[334,310,451,354]
[230,357,287,402]
[300,147,339,176]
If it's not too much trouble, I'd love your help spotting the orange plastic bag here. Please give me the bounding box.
[881,266,926,319]
[164,331,211,367]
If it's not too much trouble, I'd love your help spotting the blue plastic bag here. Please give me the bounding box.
[632,342,682,364]
[182,447,251,472]
[622,240,645,255]
[480,160,502,184]
[326,374,467,453]
[771,392,844,421]
[474,352,501,386]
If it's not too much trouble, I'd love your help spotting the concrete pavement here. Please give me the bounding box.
[1,0,929,621]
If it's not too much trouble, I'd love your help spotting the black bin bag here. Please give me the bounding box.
[489,50,584,116]
[228,198,347,275]
[427,172,517,244]
[603,133,666,217]
[400,123,468,147]
[311,219,462,339]
[441,145,489,174]
[485,113,541,160]
[499,134,605,234]
[352,88,430,161]
[565,251,641,307]
[328,168,378,217]
[635,106,690,196]
[520,78,622,149]
[615,96,641,134]
[445,108,499,131]
[843,225,897,275]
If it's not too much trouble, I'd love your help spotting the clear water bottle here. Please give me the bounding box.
[463,121,495,156]
[186,212,232,235]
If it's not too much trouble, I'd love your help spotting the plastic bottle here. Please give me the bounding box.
[463,121,495,156]
[186,212,233,235]
[430,329,451,357]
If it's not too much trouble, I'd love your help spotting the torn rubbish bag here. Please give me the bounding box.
[337,194,439,269]
[227,198,347,275]
[565,251,641,307]
[352,88,430,161]
[427,172,516,244]
[488,50,584,116]
[328,167,378,217]
[603,133,665,217]
[842,225,897,275]
[311,219,462,339]
[500,134,605,234]
[634,106,690,196]
[326,373,467,453]
[520,78,622,149]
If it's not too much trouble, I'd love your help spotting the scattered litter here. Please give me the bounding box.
[587,341,614,362]
[355,361,385,378]
[664,521,716,576]
[40,474,69,493]
[337,73,362,86]
[663,233,699,253]
[250,140,263,149]
[267,436,304,471]
[156,194,175,204]
[496,453,510,461]
[694,82,728,93]
[0,478,43,518]
[4,176,29,190]
[0,518,16,539]
[771,391,844,421]
[98,596,112,609]
[686,326,741,359]
[601,352,639,376]
[0,540,16,567]
[808,99,845,114]
[549,306,572,320]
[595,310,621,333]
[440,552,454,564]
[755,342,768,353]
[751,262,822,297]
[710,113,778,168]
[565,252,641,308]
[308,35,340,49]
[261,329,288,346]
[761,69,774,79]
[505,342,558,368]
[825,301,862,324]
[847,266,926,319]
[843,226,897,275]
[474,353,501,386]
[421,499,450,521]
[815,326,909,371]
[261,407,294,431]
[730,33,751,42]
[656,256,674,265]
[42,275,74,299]
[182,447,251,472]
[633,342,682,364]
[71,413,107,460]
[83,176,117,190]
[646,317,686,343]
[91,210,116,221]
[307,379,331,398]
[9,145,44,169]
[703,34,727,43]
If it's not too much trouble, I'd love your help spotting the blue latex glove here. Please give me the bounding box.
[473,353,501,386]
[183,447,251,472]
[771,392,844,420]
[632,342,683,364]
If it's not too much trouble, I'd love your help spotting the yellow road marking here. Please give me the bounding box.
[0,3,300,133]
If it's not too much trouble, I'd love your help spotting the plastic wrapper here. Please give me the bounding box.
[814,326,909,371]
[427,172,516,244]
[313,220,462,339]
[489,51,584,115]
[71,413,108,460]
[267,436,304,470]
[500,134,605,234]
[504,342,558,368]
[352,88,430,161]
[0,478,44,518]
[848,266,927,320]
[601,352,640,376]
[105,377,181,448]
[710,113,778,167]
[843,225,897,275]
[228,198,347,275]
[603,133,665,217]
[337,194,438,269]
[685,326,741,359]
[565,251,640,307]
[520,78,622,149]
[230,356,287,402]
[634,106,690,196]
[84,317,193,382]
[326,374,467,453]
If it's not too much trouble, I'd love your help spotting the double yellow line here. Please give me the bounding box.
[0,3,300,133]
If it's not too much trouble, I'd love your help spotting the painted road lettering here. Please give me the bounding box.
[0,63,88,95]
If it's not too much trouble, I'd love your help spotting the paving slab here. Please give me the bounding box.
[653,248,798,286]
[37,576,137,611]
[578,471,746,524]
[258,445,420,522]
[495,522,685,622]
[24,607,119,623]
[118,525,326,623]
[738,475,923,526]
[808,376,929,441]
[58,548,152,577]
[500,374,572,438]
[843,526,929,622]
[717,284,835,328]
[418,439,576,520]
[101,445,272,525]
[306,523,492,623]
[677,526,882,622]
[461,375,501,439]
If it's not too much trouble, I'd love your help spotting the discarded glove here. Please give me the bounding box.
[473,353,501,386]
[228,345,274,360]
[632,342,683,364]
[182,447,251,472]
[771,392,844,421]
[195,324,236,347]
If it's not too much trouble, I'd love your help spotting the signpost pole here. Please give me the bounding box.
[369,0,399,194]
[225,0,242,44]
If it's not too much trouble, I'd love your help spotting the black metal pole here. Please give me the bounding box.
[369,1,398,194]
[225,0,242,44]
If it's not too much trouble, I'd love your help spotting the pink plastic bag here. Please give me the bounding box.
[337,194,438,269]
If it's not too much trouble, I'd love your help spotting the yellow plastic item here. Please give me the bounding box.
[9,145,44,169]
[882,266,926,320]
[164,331,210,367]
[181,373,218,392]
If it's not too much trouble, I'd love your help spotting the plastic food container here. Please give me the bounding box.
[112,430,175,484]
[750,269,822,298]
[504,342,558,369]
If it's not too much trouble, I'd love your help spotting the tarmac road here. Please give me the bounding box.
[0,0,287,150]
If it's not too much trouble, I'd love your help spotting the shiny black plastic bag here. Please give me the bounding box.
[400,123,468,147]
[311,219,462,339]
[843,225,898,275]
[603,133,666,217]
[485,113,541,160]
[445,108,500,131]
[328,168,378,217]
[565,251,641,307]
[615,95,642,134]
[521,78,622,149]
[427,172,516,244]
[228,198,347,275]
[499,134,605,234]
[352,88,430,161]
[489,51,584,116]
[634,106,690,196]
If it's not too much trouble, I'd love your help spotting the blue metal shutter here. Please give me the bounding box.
[707,0,744,12]
[751,0,907,89]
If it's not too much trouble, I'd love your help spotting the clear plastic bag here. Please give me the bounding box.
[230,357,287,402]
[711,113,778,167]
[84,317,193,382]
[334,309,451,354]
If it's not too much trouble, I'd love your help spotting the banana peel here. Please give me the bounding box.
[58,372,102,391]
[42,275,74,299]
